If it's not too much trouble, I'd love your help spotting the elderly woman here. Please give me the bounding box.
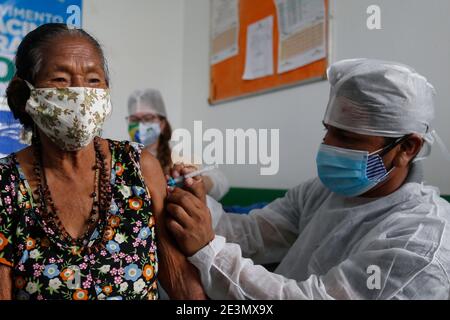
[0,23,205,300]
[127,89,230,201]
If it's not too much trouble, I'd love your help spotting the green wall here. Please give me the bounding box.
[221,187,450,206]
[220,188,287,206]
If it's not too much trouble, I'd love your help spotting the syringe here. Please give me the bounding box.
[167,164,219,187]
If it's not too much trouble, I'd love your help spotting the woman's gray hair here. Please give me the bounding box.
[6,23,110,129]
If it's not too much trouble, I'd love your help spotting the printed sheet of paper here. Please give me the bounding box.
[210,0,239,65]
[275,0,326,74]
[242,15,274,80]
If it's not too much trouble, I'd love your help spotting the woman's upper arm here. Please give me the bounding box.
[139,150,167,216]
[139,151,173,276]
[0,265,12,300]
[139,149,207,299]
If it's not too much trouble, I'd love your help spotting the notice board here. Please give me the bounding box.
[209,0,329,105]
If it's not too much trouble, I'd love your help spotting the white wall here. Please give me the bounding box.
[181,0,450,194]
[82,0,450,194]
[83,0,185,140]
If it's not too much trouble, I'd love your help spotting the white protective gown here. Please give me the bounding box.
[203,169,230,201]
[194,164,450,299]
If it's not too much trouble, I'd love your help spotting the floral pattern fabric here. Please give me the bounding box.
[0,140,159,300]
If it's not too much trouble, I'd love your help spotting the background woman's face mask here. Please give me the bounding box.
[25,81,112,151]
[128,121,161,146]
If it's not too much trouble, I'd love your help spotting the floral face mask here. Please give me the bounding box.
[25,81,112,151]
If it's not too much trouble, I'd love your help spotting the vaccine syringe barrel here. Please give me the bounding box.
[167,165,219,187]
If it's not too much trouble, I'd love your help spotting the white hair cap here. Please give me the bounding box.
[324,58,436,138]
[128,89,167,117]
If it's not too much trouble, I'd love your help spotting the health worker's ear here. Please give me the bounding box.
[391,134,424,168]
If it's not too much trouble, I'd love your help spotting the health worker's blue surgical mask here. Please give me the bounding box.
[316,137,406,197]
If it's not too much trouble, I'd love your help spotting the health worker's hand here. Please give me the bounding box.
[166,163,207,204]
[166,187,215,257]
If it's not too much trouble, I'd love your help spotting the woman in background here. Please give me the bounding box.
[127,89,229,201]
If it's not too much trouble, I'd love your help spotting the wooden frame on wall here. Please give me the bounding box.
[209,0,330,105]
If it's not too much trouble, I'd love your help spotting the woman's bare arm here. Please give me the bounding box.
[140,150,207,300]
[0,265,12,300]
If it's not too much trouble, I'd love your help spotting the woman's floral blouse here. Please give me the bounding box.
[0,140,159,300]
